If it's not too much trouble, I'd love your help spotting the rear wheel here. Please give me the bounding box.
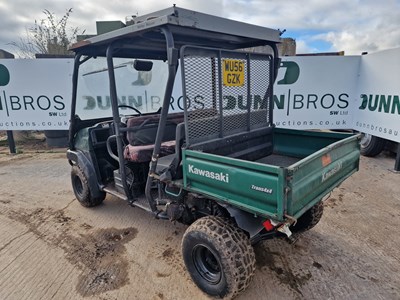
[360,133,386,157]
[182,216,255,299]
[291,202,324,233]
[71,165,105,207]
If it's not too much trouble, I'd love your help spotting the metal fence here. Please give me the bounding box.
[180,46,273,146]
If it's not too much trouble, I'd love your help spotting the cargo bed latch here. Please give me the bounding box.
[276,223,292,238]
[270,219,293,238]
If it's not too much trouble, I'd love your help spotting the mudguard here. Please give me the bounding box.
[67,149,104,199]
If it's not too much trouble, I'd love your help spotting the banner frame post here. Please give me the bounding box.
[6,131,16,154]
[394,144,400,173]
[0,49,16,154]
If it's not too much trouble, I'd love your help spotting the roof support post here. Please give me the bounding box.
[106,43,132,200]
[145,27,179,212]
[69,54,82,149]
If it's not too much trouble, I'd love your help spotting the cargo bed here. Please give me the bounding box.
[255,154,301,167]
[182,128,360,222]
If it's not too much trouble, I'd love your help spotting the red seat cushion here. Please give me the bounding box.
[126,112,184,146]
[124,140,176,163]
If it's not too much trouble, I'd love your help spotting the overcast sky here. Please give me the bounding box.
[1,0,400,57]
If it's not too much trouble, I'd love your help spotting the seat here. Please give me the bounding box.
[123,112,184,163]
[124,140,176,163]
[126,112,184,146]
[155,122,186,181]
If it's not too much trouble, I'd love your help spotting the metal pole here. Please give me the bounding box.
[0,50,16,154]
[6,131,16,154]
[68,54,82,149]
[145,27,178,213]
[394,143,400,172]
[106,42,132,201]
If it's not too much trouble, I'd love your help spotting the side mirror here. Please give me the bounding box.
[133,60,153,71]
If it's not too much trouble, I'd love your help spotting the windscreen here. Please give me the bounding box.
[75,57,169,120]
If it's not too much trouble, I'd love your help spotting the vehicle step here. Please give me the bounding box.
[103,185,154,213]
[103,186,128,201]
[130,196,153,213]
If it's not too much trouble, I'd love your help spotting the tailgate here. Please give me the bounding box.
[182,150,286,220]
[286,133,360,219]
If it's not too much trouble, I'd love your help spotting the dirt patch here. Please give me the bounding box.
[312,261,323,269]
[53,210,72,224]
[7,207,53,238]
[323,190,343,209]
[155,242,188,282]
[161,247,174,259]
[73,228,138,297]
[64,228,137,269]
[5,205,138,297]
[155,293,165,299]
[156,271,171,278]
[81,223,93,230]
[255,244,312,297]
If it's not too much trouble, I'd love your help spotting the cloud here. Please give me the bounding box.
[224,0,400,55]
[0,1,223,55]
[295,39,318,54]
[314,2,400,54]
[1,0,399,56]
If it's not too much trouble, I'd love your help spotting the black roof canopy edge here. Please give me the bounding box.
[70,6,281,56]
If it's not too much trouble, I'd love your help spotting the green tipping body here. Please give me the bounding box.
[181,128,360,222]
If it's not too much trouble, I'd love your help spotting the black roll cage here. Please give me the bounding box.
[69,12,280,213]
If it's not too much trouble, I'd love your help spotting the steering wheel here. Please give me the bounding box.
[118,104,142,115]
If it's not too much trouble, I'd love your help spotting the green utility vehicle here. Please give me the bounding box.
[67,7,360,298]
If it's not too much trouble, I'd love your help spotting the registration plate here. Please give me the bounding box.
[222,59,245,87]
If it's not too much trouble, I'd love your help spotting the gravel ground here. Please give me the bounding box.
[0,150,399,300]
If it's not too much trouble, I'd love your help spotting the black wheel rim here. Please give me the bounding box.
[192,244,222,284]
[73,175,84,198]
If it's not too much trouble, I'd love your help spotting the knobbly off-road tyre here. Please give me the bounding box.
[71,165,105,207]
[182,216,255,299]
[360,133,386,157]
[291,201,324,233]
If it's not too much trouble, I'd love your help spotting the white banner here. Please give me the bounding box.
[0,48,399,143]
[353,48,400,142]
[0,59,73,130]
[273,56,360,130]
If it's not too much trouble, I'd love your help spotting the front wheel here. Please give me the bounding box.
[182,216,255,299]
[71,165,105,207]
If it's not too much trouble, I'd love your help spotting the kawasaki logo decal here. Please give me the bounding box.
[322,161,343,182]
[188,164,229,183]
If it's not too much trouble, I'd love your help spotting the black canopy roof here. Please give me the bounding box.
[70,6,281,59]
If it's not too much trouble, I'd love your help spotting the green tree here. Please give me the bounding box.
[11,8,83,58]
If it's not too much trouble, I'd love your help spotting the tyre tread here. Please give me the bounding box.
[361,135,386,157]
[292,201,324,233]
[71,165,105,207]
[182,216,255,299]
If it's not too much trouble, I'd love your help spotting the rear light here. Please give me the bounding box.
[263,219,274,231]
